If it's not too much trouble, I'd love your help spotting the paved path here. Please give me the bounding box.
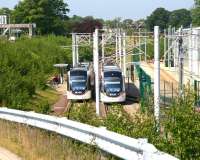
[53,95,68,115]
[0,147,21,160]
[52,83,69,115]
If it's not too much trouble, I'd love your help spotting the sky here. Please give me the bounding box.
[0,0,194,20]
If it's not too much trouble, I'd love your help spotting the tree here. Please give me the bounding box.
[169,9,192,28]
[0,8,12,15]
[122,19,133,30]
[194,0,200,6]
[192,0,200,26]
[104,17,122,28]
[146,8,170,31]
[13,0,69,35]
[73,17,103,33]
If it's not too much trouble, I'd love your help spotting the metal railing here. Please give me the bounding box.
[0,107,178,160]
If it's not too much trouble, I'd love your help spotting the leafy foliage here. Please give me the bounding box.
[162,91,200,159]
[72,16,103,33]
[13,0,69,34]
[146,8,170,31]
[0,7,12,16]
[192,0,200,26]
[169,9,192,28]
[67,89,200,159]
[67,102,103,127]
[146,7,192,31]
[0,36,70,110]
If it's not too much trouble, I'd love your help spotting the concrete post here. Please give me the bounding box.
[72,33,76,67]
[93,29,100,115]
[119,31,122,68]
[175,31,179,71]
[144,30,147,62]
[115,31,118,63]
[173,27,176,68]
[164,29,167,66]
[168,26,171,67]
[192,29,199,76]
[139,28,141,61]
[123,32,126,76]
[102,34,105,64]
[75,35,79,65]
[154,26,160,131]
[178,27,184,97]
[29,24,33,38]
[188,26,193,80]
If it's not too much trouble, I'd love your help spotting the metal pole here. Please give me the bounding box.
[128,68,130,90]
[9,14,11,38]
[189,25,193,82]
[167,26,171,67]
[76,45,79,65]
[154,26,160,131]
[115,30,118,63]
[173,27,176,68]
[139,28,141,61]
[102,34,105,64]
[164,81,166,106]
[144,30,147,62]
[178,27,184,97]
[29,24,33,38]
[172,83,174,99]
[123,32,126,76]
[172,27,176,67]
[193,29,199,77]
[119,30,122,68]
[72,33,76,67]
[94,29,100,115]
[5,15,7,24]
[164,29,167,66]
[76,35,79,65]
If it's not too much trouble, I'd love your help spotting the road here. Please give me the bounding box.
[0,147,21,160]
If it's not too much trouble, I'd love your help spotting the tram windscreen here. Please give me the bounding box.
[104,71,122,92]
[70,70,87,89]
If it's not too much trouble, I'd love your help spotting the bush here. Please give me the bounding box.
[67,92,200,159]
[0,36,71,110]
[67,102,103,127]
[161,90,200,159]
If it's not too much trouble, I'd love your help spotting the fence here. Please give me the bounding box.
[194,80,200,106]
[160,80,179,107]
[134,65,153,111]
[0,107,178,160]
[134,64,179,108]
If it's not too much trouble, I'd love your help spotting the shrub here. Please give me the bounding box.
[0,36,71,110]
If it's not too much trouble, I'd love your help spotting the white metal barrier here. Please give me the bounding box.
[0,108,178,160]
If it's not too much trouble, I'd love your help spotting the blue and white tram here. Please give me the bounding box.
[67,67,93,100]
[100,65,126,103]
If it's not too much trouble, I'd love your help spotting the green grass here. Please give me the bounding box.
[0,119,115,160]
[29,87,59,107]
[26,86,60,113]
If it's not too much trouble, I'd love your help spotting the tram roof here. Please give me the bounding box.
[70,67,88,71]
[103,65,121,72]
